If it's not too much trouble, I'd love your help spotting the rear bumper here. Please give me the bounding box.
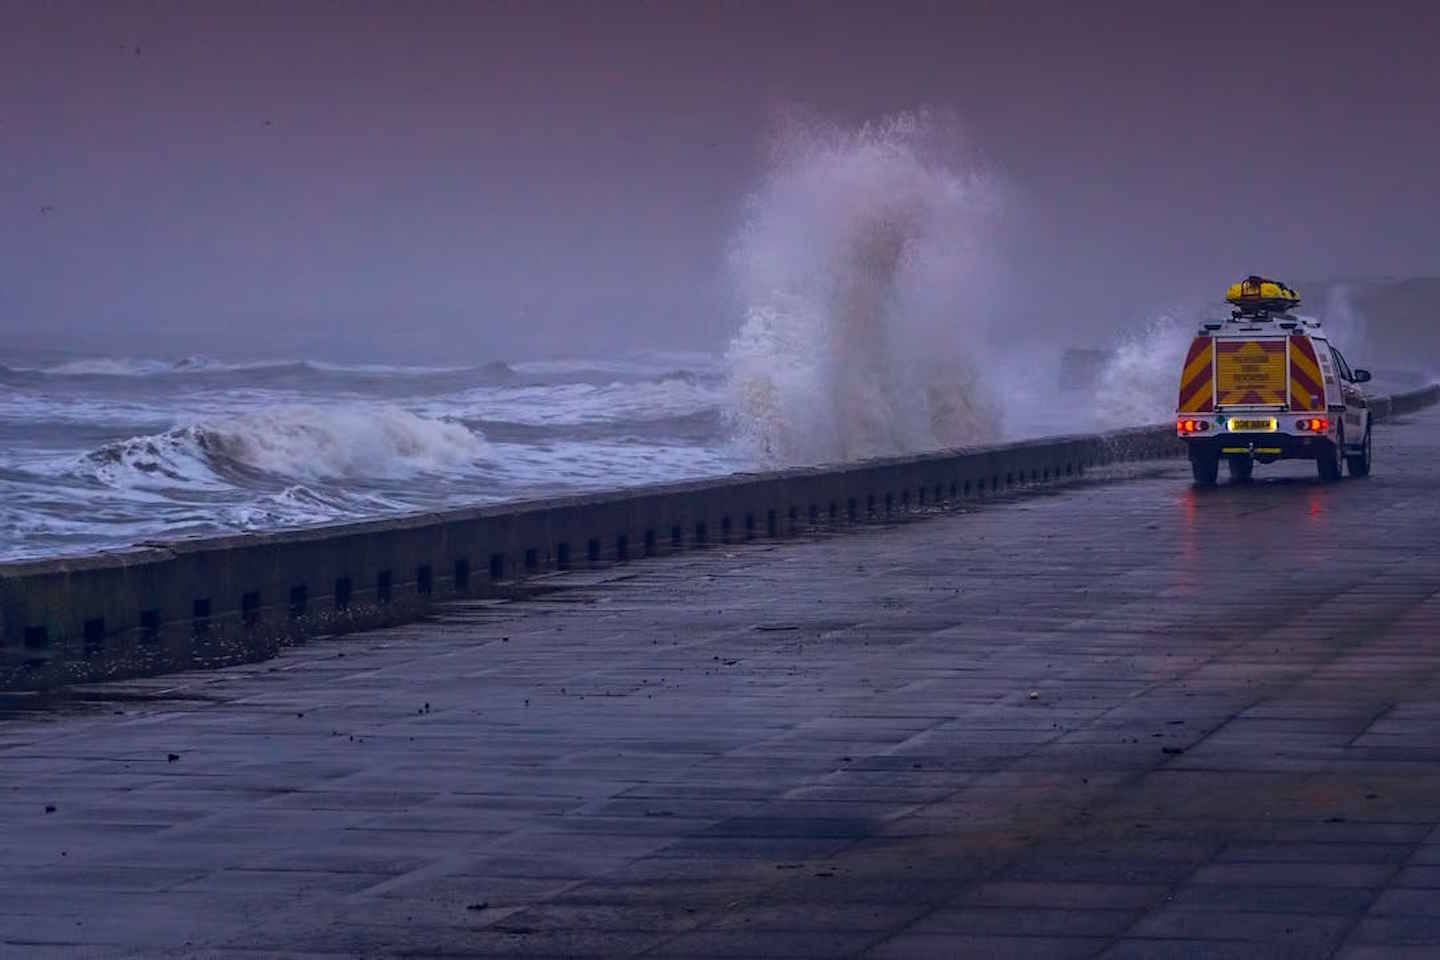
[1185,433,1336,463]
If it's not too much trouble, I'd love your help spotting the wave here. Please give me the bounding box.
[75,404,491,489]
[0,354,734,401]
[433,373,723,428]
[217,360,523,394]
[43,356,220,376]
[20,353,727,385]
[511,350,722,381]
[24,356,469,378]
[724,109,1003,466]
[2,355,522,388]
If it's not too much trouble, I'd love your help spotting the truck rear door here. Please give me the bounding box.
[1215,337,1287,408]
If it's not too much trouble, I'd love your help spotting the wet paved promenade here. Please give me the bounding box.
[4,407,1440,958]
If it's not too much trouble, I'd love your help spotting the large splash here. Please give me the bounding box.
[725,110,1003,466]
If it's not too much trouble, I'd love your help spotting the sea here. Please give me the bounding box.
[0,351,743,562]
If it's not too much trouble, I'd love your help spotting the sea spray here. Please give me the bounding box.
[725,109,1003,466]
[1090,302,1251,429]
[1091,314,1194,429]
[1316,284,1367,353]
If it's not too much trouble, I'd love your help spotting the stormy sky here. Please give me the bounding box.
[2,1,1437,361]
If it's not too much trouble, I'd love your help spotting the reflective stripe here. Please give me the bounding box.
[1289,336,1325,412]
[1177,339,1215,413]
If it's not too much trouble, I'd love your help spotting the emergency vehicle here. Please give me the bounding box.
[1176,276,1372,485]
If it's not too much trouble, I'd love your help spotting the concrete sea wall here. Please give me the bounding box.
[3,385,1435,692]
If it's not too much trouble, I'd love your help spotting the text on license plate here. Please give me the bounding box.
[1230,418,1277,432]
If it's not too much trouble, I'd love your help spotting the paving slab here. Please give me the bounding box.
[2,410,1440,957]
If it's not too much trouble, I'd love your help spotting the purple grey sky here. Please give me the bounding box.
[3,1,1437,360]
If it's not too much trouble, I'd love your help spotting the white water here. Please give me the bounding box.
[77,404,492,490]
[0,353,741,560]
[37,356,217,376]
[725,110,1004,466]
[1092,313,1195,428]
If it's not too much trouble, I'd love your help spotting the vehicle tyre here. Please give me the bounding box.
[1190,449,1219,486]
[1347,425,1372,477]
[1226,456,1254,483]
[1317,423,1344,483]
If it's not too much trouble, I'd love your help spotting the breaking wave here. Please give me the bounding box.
[725,109,1003,466]
[44,356,218,376]
[76,404,490,489]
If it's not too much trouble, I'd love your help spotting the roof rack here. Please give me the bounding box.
[1228,307,1301,323]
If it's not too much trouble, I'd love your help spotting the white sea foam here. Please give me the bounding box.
[486,438,740,491]
[39,356,213,376]
[77,404,490,489]
[218,483,403,531]
[725,109,1003,466]
[434,375,723,427]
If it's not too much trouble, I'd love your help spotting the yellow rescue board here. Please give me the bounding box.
[1226,275,1300,310]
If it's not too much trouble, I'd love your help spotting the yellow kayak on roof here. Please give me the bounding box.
[1226,275,1301,312]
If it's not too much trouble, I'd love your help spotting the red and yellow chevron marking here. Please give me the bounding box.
[1288,335,1324,412]
[1215,339,1286,406]
[1176,337,1214,413]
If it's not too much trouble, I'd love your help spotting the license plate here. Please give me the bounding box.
[1230,418,1276,432]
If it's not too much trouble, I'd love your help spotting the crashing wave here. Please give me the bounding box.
[725,108,1002,466]
[38,356,218,376]
[76,404,490,489]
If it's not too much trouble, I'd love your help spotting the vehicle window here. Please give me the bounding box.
[1330,348,1354,382]
[1312,339,1334,378]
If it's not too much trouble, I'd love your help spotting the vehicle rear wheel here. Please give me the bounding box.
[1347,426,1372,477]
[1226,456,1253,483]
[1317,424,1344,483]
[1191,449,1219,486]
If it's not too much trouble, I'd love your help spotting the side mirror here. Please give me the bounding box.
[1352,369,1372,384]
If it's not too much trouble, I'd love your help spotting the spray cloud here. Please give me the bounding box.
[725,109,1005,466]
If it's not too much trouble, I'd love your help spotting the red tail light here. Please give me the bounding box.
[1176,419,1210,434]
[1297,417,1329,432]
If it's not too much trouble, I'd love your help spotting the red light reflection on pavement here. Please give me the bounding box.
[1176,487,1199,591]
